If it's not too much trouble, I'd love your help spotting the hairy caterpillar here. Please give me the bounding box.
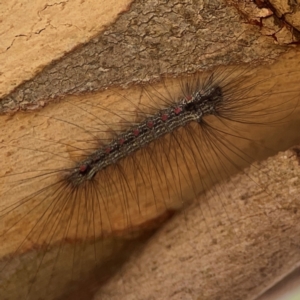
[0,63,300,300]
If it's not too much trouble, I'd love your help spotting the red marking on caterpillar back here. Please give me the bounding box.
[147,121,154,128]
[161,114,168,121]
[174,107,182,115]
[79,165,87,172]
[133,129,140,136]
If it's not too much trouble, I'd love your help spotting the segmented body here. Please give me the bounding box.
[69,86,223,185]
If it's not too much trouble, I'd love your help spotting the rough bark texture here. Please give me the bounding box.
[0,0,133,101]
[1,0,299,112]
[95,149,300,300]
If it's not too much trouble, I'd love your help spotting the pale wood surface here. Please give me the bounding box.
[0,0,133,99]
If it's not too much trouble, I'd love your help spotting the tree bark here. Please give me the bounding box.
[95,149,300,300]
